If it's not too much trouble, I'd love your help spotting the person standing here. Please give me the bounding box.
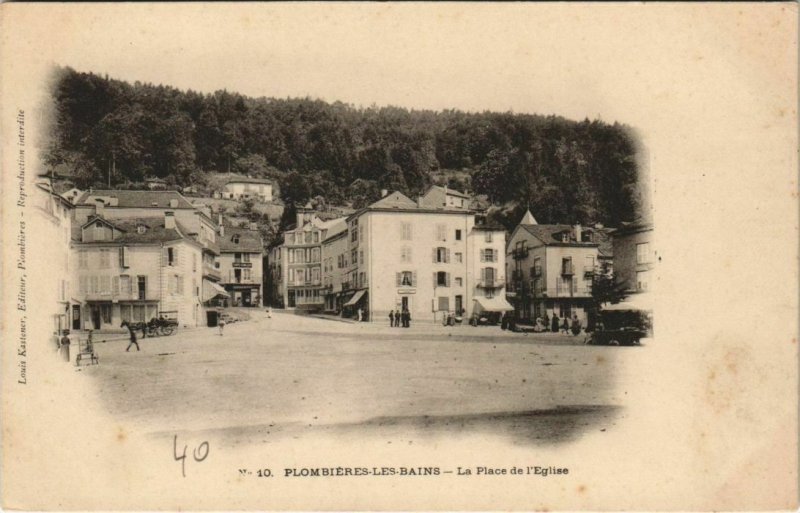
[543,313,550,332]
[571,315,582,336]
[59,330,71,362]
[389,310,395,327]
[218,316,226,336]
[122,321,140,352]
[551,315,559,333]
[405,309,411,328]
[357,307,362,322]
[561,316,570,335]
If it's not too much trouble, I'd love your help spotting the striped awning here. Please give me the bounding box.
[343,289,366,307]
[203,281,230,301]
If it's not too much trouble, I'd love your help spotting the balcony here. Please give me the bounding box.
[561,264,574,276]
[512,247,529,260]
[228,275,262,285]
[553,284,592,297]
[203,263,221,281]
[583,265,596,277]
[477,276,505,289]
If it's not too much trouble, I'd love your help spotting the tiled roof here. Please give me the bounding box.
[225,177,272,185]
[218,228,263,253]
[369,191,418,209]
[520,224,600,247]
[73,216,188,244]
[75,190,195,209]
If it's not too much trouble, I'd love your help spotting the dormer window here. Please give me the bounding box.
[581,231,593,242]
[137,224,147,234]
[561,232,570,242]
[232,235,240,244]
[94,221,106,241]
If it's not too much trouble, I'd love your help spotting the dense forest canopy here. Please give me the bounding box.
[45,66,644,229]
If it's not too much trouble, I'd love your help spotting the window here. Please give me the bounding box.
[137,224,147,234]
[119,247,129,268]
[305,232,312,244]
[438,296,450,312]
[312,248,320,262]
[436,271,449,287]
[312,268,320,283]
[637,270,650,291]
[562,257,573,275]
[434,247,449,263]
[455,277,463,287]
[100,275,110,294]
[533,257,542,276]
[636,242,650,264]
[120,275,131,295]
[455,252,463,263]
[94,222,106,241]
[359,250,364,265]
[401,246,412,263]
[98,249,109,269]
[79,276,87,294]
[243,269,252,281]
[233,235,240,244]
[112,276,119,295]
[313,232,320,243]
[351,250,357,266]
[482,248,495,263]
[455,229,462,241]
[168,247,175,266]
[482,267,496,286]
[78,250,88,269]
[581,231,593,242]
[561,232,570,242]
[401,222,412,241]
[137,276,146,300]
[436,224,447,241]
[397,271,415,287]
[485,231,493,243]
[243,253,251,263]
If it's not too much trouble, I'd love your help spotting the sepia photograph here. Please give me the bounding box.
[1,3,796,511]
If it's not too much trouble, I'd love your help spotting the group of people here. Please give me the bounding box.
[388,309,412,328]
[539,313,583,336]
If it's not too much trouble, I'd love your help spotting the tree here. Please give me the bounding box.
[588,261,628,330]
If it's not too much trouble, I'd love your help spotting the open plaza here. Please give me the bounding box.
[77,309,647,448]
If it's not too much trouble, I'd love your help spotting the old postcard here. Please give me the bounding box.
[1,2,797,511]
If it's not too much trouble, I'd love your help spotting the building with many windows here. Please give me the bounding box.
[505,210,611,326]
[222,178,273,202]
[335,189,509,323]
[71,211,204,329]
[611,221,654,295]
[217,223,264,307]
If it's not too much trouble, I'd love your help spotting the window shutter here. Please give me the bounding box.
[412,271,417,287]
[396,273,401,286]
[433,272,437,287]
[481,268,486,282]
[446,249,450,263]
[446,273,451,287]
[480,250,485,262]
[432,248,437,263]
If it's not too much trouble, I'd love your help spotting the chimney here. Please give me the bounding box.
[296,210,303,228]
[165,211,176,230]
[443,185,448,206]
[380,189,388,198]
[417,196,424,207]
[94,198,105,217]
[218,213,223,227]
[574,223,582,242]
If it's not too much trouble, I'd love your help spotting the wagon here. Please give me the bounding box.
[585,327,646,346]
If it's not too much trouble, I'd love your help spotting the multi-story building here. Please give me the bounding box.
[71,211,204,329]
[611,221,654,295]
[320,218,348,312]
[217,223,264,307]
[267,208,344,310]
[506,210,611,325]
[336,189,510,323]
[33,181,75,334]
[222,178,273,202]
[72,190,223,312]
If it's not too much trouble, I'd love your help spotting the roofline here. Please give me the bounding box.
[36,183,75,208]
[322,230,348,244]
[347,206,480,222]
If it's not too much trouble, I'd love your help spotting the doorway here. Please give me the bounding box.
[288,289,296,307]
[91,305,101,330]
[242,290,252,307]
[72,305,81,330]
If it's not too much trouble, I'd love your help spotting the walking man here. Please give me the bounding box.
[122,321,140,352]
[389,310,395,327]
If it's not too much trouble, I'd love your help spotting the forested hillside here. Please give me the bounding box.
[45,67,644,228]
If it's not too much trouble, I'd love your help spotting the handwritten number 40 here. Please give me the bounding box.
[174,435,209,477]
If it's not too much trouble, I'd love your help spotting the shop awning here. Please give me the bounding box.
[473,296,514,312]
[343,289,366,307]
[203,281,230,301]
[603,293,653,312]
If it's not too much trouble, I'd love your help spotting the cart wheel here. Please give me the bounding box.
[161,326,174,336]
